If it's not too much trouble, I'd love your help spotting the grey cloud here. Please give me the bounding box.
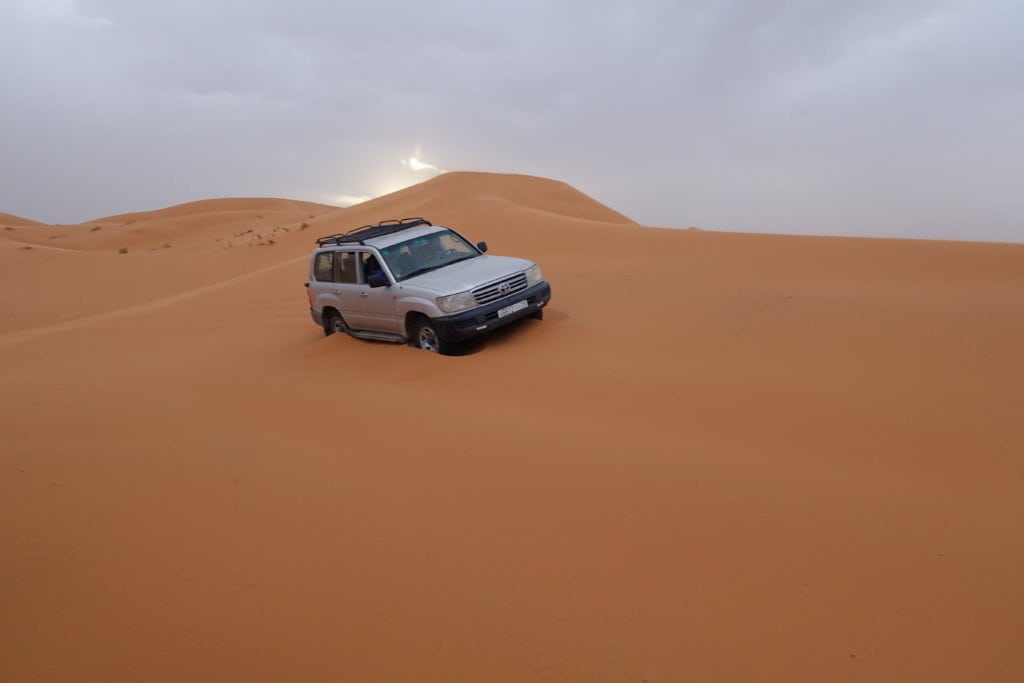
[1,0,1021,241]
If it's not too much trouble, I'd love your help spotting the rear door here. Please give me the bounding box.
[329,250,369,328]
[311,250,345,322]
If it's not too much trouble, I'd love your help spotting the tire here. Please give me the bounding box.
[530,309,544,321]
[324,311,347,337]
[411,317,453,355]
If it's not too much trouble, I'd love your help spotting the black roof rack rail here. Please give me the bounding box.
[315,217,433,246]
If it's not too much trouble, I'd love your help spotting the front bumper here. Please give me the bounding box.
[434,281,551,341]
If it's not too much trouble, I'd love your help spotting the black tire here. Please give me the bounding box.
[530,309,544,321]
[324,311,347,337]
[411,317,454,355]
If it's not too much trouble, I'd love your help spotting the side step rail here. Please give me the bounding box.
[347,329,407,344]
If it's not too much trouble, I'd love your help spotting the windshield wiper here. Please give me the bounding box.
[401,265,443,280]
[401,254,478,280]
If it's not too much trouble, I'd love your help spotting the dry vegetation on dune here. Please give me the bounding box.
[2,172,1024,682]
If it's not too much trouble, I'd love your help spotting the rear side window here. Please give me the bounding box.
[335,252,358,283]
[314,252,334,281]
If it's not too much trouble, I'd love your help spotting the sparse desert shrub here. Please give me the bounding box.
[90,225,102,232]
[118,247,128,254]
[4,226,13,231]
[162,243,171,249]
[300,221,309,230]
[18,245,32,250]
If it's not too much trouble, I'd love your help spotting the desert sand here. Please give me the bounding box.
[2,172,1023,681]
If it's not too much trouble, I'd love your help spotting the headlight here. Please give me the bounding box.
[436,291,476,313]
[525,264,543,285]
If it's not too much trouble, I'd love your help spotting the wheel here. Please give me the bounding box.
[530,309,544,321]
[411,317,453,354]
[324,311,347,336]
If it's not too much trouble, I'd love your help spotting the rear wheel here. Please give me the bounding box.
[324,311,347,336]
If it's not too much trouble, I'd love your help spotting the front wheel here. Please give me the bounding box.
[411,317,454,355]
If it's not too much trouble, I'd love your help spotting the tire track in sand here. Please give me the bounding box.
[0,255,307,349]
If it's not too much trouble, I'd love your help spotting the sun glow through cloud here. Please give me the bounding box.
[402,145,445,174]
[401,156,443,173]
[332,149,445,208]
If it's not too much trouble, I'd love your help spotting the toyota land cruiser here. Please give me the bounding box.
[305,217,551,354]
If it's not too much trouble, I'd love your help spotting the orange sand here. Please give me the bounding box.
[2,172,1023,681]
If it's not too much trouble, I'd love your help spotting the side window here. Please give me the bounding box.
[313,252,334,282]
[335,251,358,284]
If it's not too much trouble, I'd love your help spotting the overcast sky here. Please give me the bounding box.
[1,0,1021,241]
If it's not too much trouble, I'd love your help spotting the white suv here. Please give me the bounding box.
[305,217,551,354]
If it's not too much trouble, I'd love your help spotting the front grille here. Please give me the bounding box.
[472,273,528,305]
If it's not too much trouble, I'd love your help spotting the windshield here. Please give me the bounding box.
[379,229,480,281]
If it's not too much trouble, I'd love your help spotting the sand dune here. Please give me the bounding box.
[0,196,340,334]
[2,172,1023,682]
[1,212,45,227]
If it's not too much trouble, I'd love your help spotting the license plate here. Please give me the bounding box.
[497,300,529,318]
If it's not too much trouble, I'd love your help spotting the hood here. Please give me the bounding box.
[400,254,533,294]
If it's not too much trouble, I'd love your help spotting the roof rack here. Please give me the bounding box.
[315,217,433,246]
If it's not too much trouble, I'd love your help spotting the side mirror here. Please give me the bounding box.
[477,241,488,253]
[367,274,388,288]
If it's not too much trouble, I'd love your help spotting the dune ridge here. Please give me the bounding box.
[1,212,46,227]
[2,172,1023,682]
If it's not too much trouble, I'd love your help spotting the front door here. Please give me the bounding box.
[348,251,400,333]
